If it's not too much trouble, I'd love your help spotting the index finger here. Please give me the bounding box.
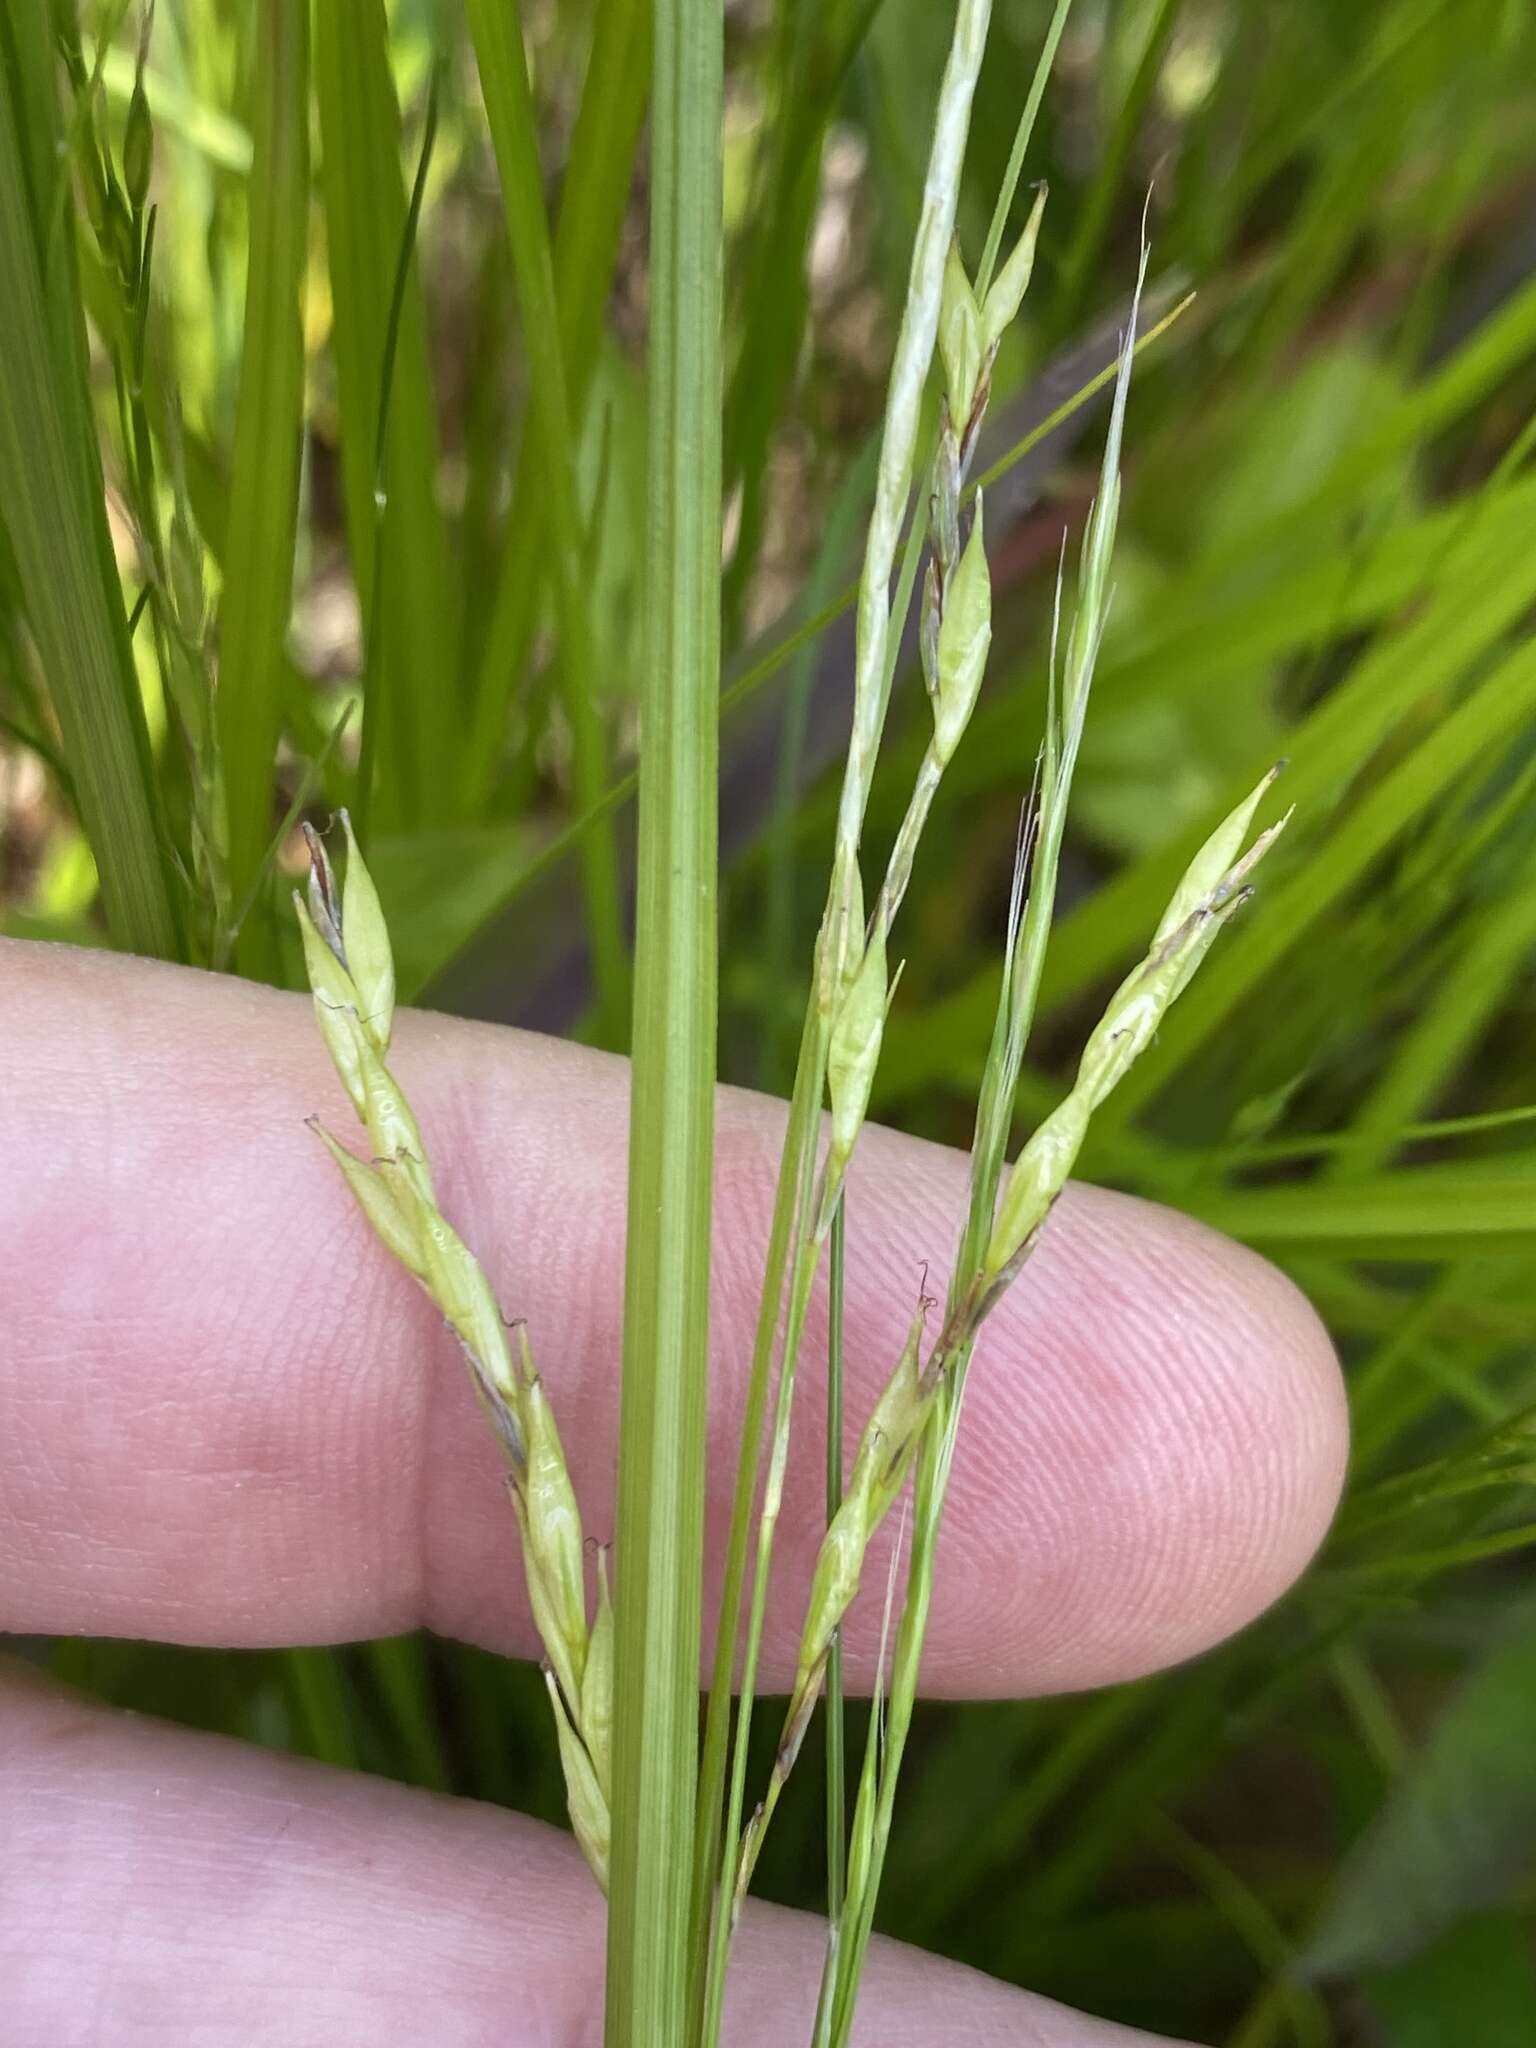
[0,941,1346,1692]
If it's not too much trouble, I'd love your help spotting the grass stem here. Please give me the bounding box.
[825,1194,848,1928]
[604,0,722,2035]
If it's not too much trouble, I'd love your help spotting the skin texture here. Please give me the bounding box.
[0,941,1350,2044]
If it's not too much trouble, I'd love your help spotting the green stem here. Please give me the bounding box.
[690,1005,824,2024]
[975,0,1076,300]
[700,1032,830,2044]
[604,0,721,2034]
[825,1195,848,1929]
[828,1411,951,2046]
[704,447,938,1998]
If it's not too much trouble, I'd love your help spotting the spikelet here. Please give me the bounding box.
[733,1298,931,1916]
[984,774,1292,1292]
[296,816,612,1892]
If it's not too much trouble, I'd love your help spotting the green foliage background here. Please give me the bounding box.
[4,1,1536,2040]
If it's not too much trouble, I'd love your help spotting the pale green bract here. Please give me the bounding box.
[931,494,991,765]
[981,184,1047,352]
[939,240,983,433]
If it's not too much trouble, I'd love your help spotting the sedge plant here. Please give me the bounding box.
[9,2,1533,2040]
[296,0,1290,2039]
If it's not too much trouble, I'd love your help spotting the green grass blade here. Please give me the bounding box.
[1330,878,1536,1180]
[353,60,440,844]
[215,0,309,973]
[1199,264,1536,585]
[463,0,651,810]
[314,0,460,832]
[1102,633,1536,1130]
[1231,0,1457,210]
[1302,1614,1536,1979]
[362,1636,450,1792]
[465,0,629,1043]
[0,20,180,959]
[547,0,652,433]
[605,0,721,2033]
[721,0,885,624]
[883,474,1536,1097]
[975,0,1075,298]
[281,1646,358,1769]
[1149,1815,1332,2048]
[1366,1914,1536,2048]
[1054,0,1184,328]
[1194,1159,1536,1258]
[1,2,62,233]
[1062,472,1536,728]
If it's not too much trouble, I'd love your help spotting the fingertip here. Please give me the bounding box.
[921,1185,1348,1692]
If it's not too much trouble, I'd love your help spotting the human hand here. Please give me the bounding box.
[0,942,1346,2044]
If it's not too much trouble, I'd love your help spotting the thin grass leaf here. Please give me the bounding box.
[464,0,629,1045]
[1195,1162,1536,1258]
[282,1645,357,1769]
[1196,263,1536,586]
[1147,1815,1332,2048]
[1068,470,1536,726]
[974,0,1074,298]
[1055,0,1184,327]
[361,1636,449,1793]
[1302,1613,1536,1978]
[216,0,308,974]
[1101,634,1536,1129]
[1365,1912,1536,2048]
[1327,879,1536,1179]
[721,0,887,624]
[0,15,180,958]
[887,468,1536,1096]
[463,0,650,810]
[314,0,459,833]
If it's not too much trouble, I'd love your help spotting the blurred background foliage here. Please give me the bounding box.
[4,0,1536,2040]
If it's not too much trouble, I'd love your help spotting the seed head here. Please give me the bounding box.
[984,767,1291,1287]
[296,823,608,1894]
